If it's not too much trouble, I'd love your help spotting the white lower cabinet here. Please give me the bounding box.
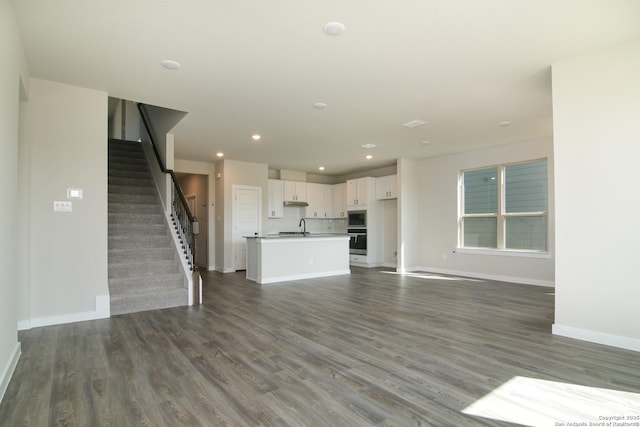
[349,254,367,265]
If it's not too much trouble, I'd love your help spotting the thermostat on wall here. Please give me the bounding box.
[67,188,83,199]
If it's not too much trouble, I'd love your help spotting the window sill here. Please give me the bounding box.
[455,247,552,259]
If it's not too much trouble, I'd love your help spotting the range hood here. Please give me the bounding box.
[283,200,309,207]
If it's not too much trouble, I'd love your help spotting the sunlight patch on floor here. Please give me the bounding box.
[462,376,640,427]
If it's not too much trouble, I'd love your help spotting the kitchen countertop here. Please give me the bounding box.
[245,233,348,239]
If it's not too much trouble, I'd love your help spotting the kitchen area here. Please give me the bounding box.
[244,172,398,285]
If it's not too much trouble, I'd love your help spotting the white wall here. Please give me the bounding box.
[220,160,268,272]
[19,78,109,327]
[552,40,640,351]
[410,138,555,286]
[109,99,141,141]
[0,0,29,402]
[381,199,398,267]
[398,158,422,272]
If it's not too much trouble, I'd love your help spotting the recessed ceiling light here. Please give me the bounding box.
[216,152,224,157]
[318,166,325,171]
[498,121,512,127]
[365,155,373,160]
[323,22,345,36]
[312,102,327,109]
[252,134,261,141]
[420,140,431,145]
[403,119,427,128]
[160,59,181,70]
[361,143,377,149]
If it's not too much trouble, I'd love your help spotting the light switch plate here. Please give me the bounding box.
[54,201,72,212]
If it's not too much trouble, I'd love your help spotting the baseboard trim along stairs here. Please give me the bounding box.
[108,139,188,315]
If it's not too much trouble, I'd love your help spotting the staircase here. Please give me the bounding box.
[108,139,188,315]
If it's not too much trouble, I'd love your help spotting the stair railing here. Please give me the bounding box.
[137,103,201,304]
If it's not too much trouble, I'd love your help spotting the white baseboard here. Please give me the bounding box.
[411,266,555,287]
[0,342,21,403]
[17,294,110,330]
[553,324,640,353]
[258,269,351,285]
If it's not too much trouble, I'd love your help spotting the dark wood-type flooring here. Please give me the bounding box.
[1,267,639,426]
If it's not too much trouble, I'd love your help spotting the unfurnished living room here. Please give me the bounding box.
[1,1,640,426]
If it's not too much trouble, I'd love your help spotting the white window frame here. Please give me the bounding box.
[458,158,549,255]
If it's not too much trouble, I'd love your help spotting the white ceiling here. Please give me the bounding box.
[12,0,640,175]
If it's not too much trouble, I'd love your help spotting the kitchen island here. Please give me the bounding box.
[245,234,350,285]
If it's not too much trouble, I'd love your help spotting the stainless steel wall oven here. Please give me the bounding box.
[348,228,367,255]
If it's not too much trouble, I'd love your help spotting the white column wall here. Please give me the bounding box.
[20,78,109,327]
[397,158,422,272]
[0,0,29,402]
[552,40,640,351]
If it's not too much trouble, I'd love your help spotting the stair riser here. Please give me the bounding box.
[109,262,179,278]
[109,157,149,172]
[108,236,173,250]
[109,248,175,263]
[108,185,157,195]
[108,176,154,187]
[108,151,146,160]
[109,204,164,215]
[108,225,169,237]
[108,193,159,204]
[108,214,165,226]
[108,171,150,182]
[110,291,188,316]
[108,273,186,289]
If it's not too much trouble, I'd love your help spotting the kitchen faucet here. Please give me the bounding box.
[298,218,306,234]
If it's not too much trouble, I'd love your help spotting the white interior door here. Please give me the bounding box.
[232,186,261,271]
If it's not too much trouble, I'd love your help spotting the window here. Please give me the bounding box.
[460,159,548,251]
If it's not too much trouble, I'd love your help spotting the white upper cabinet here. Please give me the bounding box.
[332,183,347,218]
[375,175,397,200]
[306,183,334,218]
[283,180,307,202]
[268,179,284,218]
[347,177,374,209]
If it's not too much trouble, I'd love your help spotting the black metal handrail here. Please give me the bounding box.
[137,103,200,303]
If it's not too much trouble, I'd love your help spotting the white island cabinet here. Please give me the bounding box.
[245,235,350,285]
